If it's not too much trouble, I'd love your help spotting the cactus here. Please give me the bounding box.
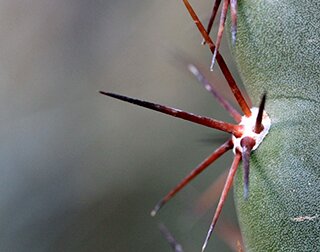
[232,1,320,251]
[101,0,319,251]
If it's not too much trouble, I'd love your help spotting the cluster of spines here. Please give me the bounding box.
[100,73,265,251]
[100,1,268,251]
[201,0,239,69]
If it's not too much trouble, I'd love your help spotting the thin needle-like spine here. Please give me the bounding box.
[181,0,252,117]
[101,2,271,251]
[211,0,230,69]
[202,0,222,45]
[151,139,233,216]
[188,64,242,123]
[100,91,243,136]
[240,137,256,199]
[230,0,238,45]
[254,93,266,134]
[202,152,242,252]
[241,145,251,200]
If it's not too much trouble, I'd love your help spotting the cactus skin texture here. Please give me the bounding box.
[231,1,320,251]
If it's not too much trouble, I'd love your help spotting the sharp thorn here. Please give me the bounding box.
[201,225,214,252]
[240,137,256,199]
[201,152,242,251]
[181,0,252,116]
[254,92,267,133]
[202,0,222,46]
[100,91,242,135]
[150,140,233,216]
[211,0,229,71]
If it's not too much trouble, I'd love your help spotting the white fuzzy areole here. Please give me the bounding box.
[232,107,271,154]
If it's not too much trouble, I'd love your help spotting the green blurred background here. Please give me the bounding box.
[0,1,244,251]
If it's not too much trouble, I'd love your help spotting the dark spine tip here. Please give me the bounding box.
[99,91,125,100]
[99,90,108,95]
[254,92,267,133]
[100,91,241,135]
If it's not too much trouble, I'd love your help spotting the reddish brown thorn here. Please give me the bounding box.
[254,93,267,134]
[216,58,252,117]
[230,0,238,45]
[194,174,243,252]
[202,0,222,45]
[194,170,243,252]
[158,223,184,252]
[181,0,252,117]
[182,0,216,50]
[211,0,230,70]
[240,137,256,199]
[201,151,242,252]
[188,64,242,123]
[100,91,243,136]
[151,139,233,216]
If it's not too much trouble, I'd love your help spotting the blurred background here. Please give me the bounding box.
[0,1,245,251]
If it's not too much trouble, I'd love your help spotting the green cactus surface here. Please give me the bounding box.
[231,1,320,251]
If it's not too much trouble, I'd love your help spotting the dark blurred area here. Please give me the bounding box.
[0,1,242,251]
